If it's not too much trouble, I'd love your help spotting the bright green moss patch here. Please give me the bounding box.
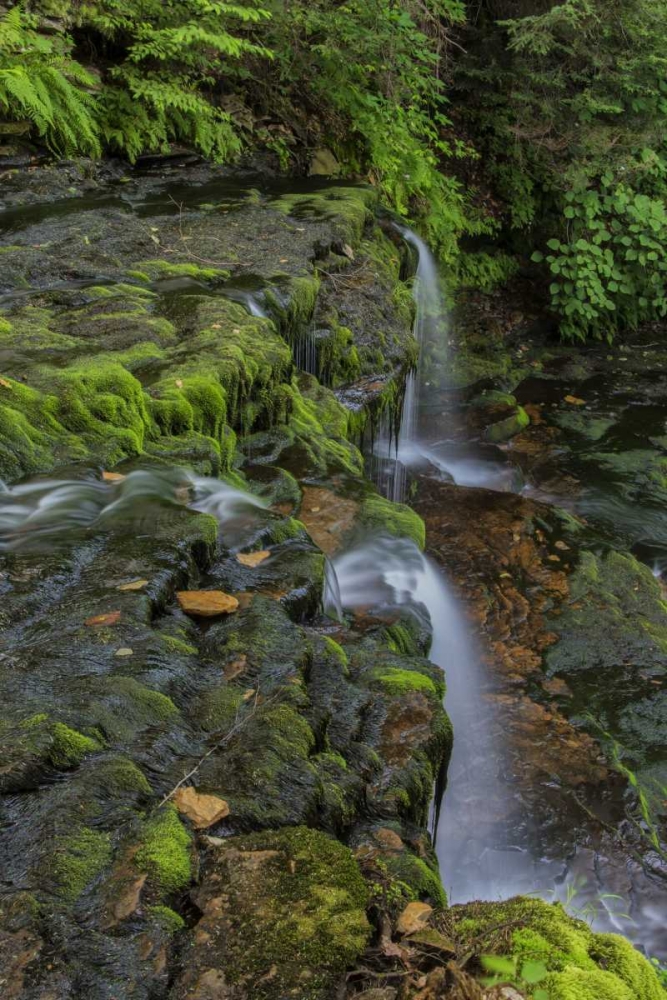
[385,852,446,907]
[372,666,438,698]
[160,634,198,656]
[452,898,664,1000]
[359,494,426,549]
[147,904,186,933]
[94,758,151,795]
[53,827,112,902]
[484,405,530,443]
[49,722,102,768]
[135,805,192,894]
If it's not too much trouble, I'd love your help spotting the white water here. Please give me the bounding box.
[0,468,266,549]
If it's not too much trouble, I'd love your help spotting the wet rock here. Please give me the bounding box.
[172,827,370,1000]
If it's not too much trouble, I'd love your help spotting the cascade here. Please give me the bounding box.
[0,468,266,549]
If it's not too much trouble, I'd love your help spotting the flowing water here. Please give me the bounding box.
[0,468,266,550]
[358,228,667,958]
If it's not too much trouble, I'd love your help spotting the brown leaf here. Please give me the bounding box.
[85,611,121,627]
[224,655,247,681]
[177,590,239,617]
[236,550,271,568]
[0,377,12,389]
[396,901,433,936]
[564,395,586,406]
[341,243,355,260]
[102,471,126,483]
[117,579,148,592]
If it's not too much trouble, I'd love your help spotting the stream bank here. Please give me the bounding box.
[0,159,664,1000]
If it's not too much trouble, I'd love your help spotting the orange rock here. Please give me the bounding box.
[396,900,433,936]
[85,611,121,627]
[236,550,271,568]
[176,590,239,617]
[173,787,230,828]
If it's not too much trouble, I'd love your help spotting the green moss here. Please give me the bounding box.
[323,637,348,668]
[53,827,112,902]
[271,186,377,244]
[131,259,230,282]
[214,826,370,998]
[135,805,192,893]
[160,634,198,656]
[49,722,102,768]
[147,904,186,934]
[359,494,426,549]
[93,758,151,795]
[385,852,446,907]
[372,666,438,698]
[484,405,530,443]
[453,898,664,1000]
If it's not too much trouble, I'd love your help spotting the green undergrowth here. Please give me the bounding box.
[452,897,665,1000]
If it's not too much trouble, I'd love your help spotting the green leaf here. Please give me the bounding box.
[481,955,517,976]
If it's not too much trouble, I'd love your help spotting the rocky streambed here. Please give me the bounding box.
[0,160,664,1000]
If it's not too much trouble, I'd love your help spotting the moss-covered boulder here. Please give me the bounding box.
[173,827,370,1000]
[450,897,665,1000]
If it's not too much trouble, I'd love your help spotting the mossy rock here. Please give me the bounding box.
[484,404,530,443]
[175,826,370,999]
[451,897,664,1000]
[359,494,426,549]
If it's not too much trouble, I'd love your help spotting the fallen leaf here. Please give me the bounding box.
[173,787,230,828]
[0,378,12,389]
[115,648,134,657]
[242,688,256,701]
[117,579,148,592]
[397,901,433,936]
[176,590,239,617]
[224,655,247,681]
[236,550,271,568]
[211,323,221,330]
[564,395,586,406]
[309,506,321,513]
[175,379,183,389]
[279,258,289,263]
[102,471,126,483]
[554,540,570,551]
[341,243,355,260]
[85,611,121,627]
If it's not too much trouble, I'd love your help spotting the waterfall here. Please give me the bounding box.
[371,227,447,502]
[0,468,266,549]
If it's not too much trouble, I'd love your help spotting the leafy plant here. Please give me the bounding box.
[77,0,272,161]
[0,5,100,155]
[481,953,550,999]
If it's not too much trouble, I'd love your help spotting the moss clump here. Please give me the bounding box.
[49,722,102,768]
[93,758,151,795]
[147,904,186,934]
[135,805,192,894]
[53,827,113,902]
[322,637,348,668]
[207,826,370,998]
[160,634,198,656]
[453,898,664,1000]
[372,666,438,698]
[385,852,446,907]
[484,405,530,443]
[359,494,426,550]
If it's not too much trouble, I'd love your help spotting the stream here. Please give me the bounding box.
[361,233,667,960]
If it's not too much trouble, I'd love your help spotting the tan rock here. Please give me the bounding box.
[173,787,230,828]
[176,590,239,617]
[112,875,147,922]
[236,550,271,568]
[396,900,433,936]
